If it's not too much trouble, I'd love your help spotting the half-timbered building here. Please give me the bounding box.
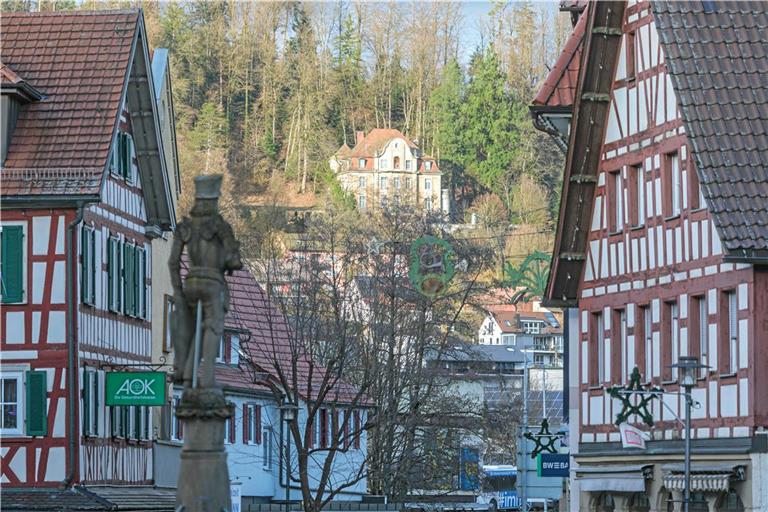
[533,1,768,510]
[1,9,177,505]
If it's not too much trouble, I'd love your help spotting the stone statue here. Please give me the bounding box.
[169,174,243,389]
[169,174,241,512]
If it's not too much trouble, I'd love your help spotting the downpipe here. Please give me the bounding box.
[61,204,85,488]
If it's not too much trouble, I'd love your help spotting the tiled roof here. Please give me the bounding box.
[1,487,114,511]
[489,310,563,335]
[0,10,139,197]
[532,10,586,108]
[84,485,176,511]
[652,1,768,258]
[0,61,23,84]
[348,128,417,158]
[224,266,363,404]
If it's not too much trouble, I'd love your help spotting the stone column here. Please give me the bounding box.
[175,387,234,512]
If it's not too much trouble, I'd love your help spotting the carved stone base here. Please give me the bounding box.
[175,387,234,512]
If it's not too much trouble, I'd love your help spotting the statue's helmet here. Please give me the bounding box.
[194,174,223,200]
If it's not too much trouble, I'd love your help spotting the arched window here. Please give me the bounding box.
[717,489,744,512]
[628,493,650,512]
[393,156,400,169]
[593,493,615,512]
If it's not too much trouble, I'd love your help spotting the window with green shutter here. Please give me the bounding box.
[1,225,25,304]
[107,236,122,313]
[81,226,96,306]
[119,133,134,182]
[26,371,47,436]
[136,247,147,319]
[124,244,136,317]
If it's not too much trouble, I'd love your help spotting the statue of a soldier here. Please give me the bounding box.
[169,174,241,512]
[169,174,242,389]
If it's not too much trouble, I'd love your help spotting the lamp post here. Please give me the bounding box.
[671,356,701,512]
[280,401,298,512]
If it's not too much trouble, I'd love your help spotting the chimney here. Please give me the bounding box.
[356,131,365,146]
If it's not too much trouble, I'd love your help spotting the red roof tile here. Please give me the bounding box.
[0,10,139,197]
[348,128,417,158]
[532,11,586,108]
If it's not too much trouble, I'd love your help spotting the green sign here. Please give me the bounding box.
[408,235,456,297]
[105,372,166,406]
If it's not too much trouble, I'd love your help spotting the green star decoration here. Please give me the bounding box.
[607,367,662,426]
[524,418,561,459]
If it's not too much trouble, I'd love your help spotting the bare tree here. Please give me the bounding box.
[235,204,495,508]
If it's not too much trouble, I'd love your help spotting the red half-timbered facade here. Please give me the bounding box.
[534,1,768,510]
[1,9,175,495]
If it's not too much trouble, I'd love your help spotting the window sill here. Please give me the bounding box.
[630,224,645,232]
[608,230,624,237]
[661,380,677,386]
[663,214,681,222]
[588,385,604,391]
[719,372,738,379]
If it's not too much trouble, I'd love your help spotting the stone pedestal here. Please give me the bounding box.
[176,388,234,512]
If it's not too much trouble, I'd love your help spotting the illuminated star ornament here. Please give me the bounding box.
[524,418,562,459]
[607,367,662,426]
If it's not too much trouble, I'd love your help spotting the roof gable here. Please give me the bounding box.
[348,128,417,158]
[652,0,768,260]
[1,9,175,229]
[536,1,627,306]
[532,11,586,109]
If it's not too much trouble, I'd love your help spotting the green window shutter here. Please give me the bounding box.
[119,133,127,178]
[1,225,25,303]
[126,134,134,182]
[25,371,47,436]
[124,245,135,316]
[82,370,91,436]
[81,227,90,304]
[107,237,114,311]
[90,229,96,304]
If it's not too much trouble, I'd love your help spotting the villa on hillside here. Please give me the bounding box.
[329,129,447,215]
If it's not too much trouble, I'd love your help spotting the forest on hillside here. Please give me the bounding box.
[5,0,572,258]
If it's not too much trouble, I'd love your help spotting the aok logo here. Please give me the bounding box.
[116,378,157,397]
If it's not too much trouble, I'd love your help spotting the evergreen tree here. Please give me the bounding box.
[429,60,465,193]
[461,48,518,195]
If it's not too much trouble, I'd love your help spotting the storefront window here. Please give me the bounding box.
[594,493,615,512]
[629,492,650,512]
[717,490,744,512]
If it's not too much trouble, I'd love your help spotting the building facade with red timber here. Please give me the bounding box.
[0,8,177,495]
[534,1,768,511]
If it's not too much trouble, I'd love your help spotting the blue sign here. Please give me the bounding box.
[537,453,570,477]
[459,447,480,490]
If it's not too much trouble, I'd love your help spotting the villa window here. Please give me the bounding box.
[394,156,400,169]
[358,158,366,168]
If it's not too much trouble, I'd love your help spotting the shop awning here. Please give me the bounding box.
[662,465,745,493]
[575,464,653,493]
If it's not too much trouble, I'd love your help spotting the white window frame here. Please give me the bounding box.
[699,298,708,378]
[615,172,624,230]
[262,424,273,470]
[619,310,628,384]
[424,178,432,191]
[405,160,411,171]
[671,153,681,216]
[380,159,388,170]
[83,367,100,437]
[728,291,737,373]
[0,221,28,305]
[216,336,226,363]
[636,165,645,226]
[170,394,183,441]
[406,178,413,189]
[424,197,432,211]
[1,372,24,436]
[358,159,365,169]
[224,416,233,444]
[247,405,258,445]
[425,161,432,171]
[358,176,366,188]
[597,313,605,383]
[644,307,652,381]
[393,177,400,189]
[380,176,387,190]
[671,303,679,381]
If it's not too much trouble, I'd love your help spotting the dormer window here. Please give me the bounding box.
[425,161,432,171]
[1,65,44,164]
[358,158,366,168]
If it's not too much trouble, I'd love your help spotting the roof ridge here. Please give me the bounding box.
[2,8,139,16]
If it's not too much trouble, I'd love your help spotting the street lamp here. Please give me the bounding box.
[280,401,299,512]
[670,356,705,512]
